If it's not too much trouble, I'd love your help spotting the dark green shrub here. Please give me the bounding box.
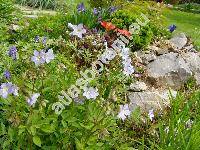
[111,2,167,50]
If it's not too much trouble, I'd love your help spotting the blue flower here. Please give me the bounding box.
[45,49,55,63]
[35,35,40,42]
[157,0,163,3]
[8,46,17,60]
[93,8,98,15]
[83,87,99,99]
[117,104,131,121]
[148,109,154,121]
[77,3,85,12]
[27,93,40,106]
[4,70,11,80]
[109,6,117,13]
[31,50,46,66]
[0,82,19,99]
[31,49,55,66]
[169,25,176,33]
[42,37,47,45]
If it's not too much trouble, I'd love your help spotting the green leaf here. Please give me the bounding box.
[18,125,26,135]
[79,123,94,130]
[0,122,6,136]
[96,142,104,147]
[75,138,85,150]
[33,136,41,147]
[40,124,55,133]
[30,126,36,136]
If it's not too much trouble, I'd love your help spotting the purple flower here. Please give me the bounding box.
[8,46,17,60]
[9,84,19,96]
[35,35,40,42]
[31,50,46,66]
[93,8,98,15]
[77,3,85,12]
[42,37,47,45]
[0,82,18,99]
[148,109,154,121]
[157,0,163,3]
[117,104,131,121]
[4,70,11,80]
[169,25,176,33]
[31,49,55,66]
[45,49,55,63]
[0,83,12,98]
[109,6,117,13]
[27,93,40,106]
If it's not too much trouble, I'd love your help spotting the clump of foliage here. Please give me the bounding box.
[15,0,57,10]
[9,14,69,43]
[89,0,114,8]
[157,89,200,149]
[165,0,200,4]
[174,3,200,14]
[109,0,169,50]
[0,0,15,21]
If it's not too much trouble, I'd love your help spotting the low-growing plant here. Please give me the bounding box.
[174,3,200,14]
[110,1,169,50]
[0,0,15,21]
[1,0,199,149]
[15,0,57,10]
[157,90,200,149]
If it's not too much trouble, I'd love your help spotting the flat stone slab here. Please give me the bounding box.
[128,89,177,111]
[169,33,187,50]
[181,52,200,73]
[147,52,192,89]
[130,81,148,92]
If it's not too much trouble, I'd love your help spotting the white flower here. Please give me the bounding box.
[92,40,98,46]
[45,49,55,63]
[120,47,130,59]
[123,63,135,76]
[117,104,131,121]
[11,24,20,31]
[185,119,193,128]
[122,57,132,65]
[83,87,99,99]
[165,126,169,133]
[99,49,117,64]
[148,109,154,121]
[27,93,40,106]
[107,49,117,60]
[68,23,86,38]
[120,47,135,76]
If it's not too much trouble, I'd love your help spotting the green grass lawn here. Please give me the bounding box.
[163,9,200,50]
